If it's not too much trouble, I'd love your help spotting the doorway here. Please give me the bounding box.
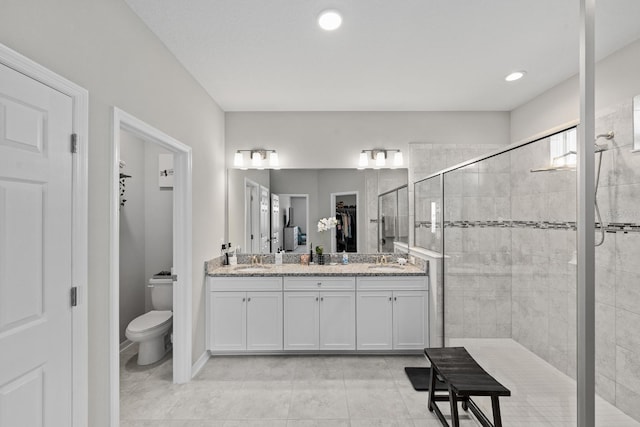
[111,108,193,420]
[279,194,309,253]
[331,191,359,253]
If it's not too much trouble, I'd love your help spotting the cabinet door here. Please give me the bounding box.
[393,291,427,350]
[284,292,319,350]
[319,291,356,350]
[210,292,246,352]
[246,291,283,351]
[356,291,393,350]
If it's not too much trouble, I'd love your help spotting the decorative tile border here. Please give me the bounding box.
[415,220,640,233]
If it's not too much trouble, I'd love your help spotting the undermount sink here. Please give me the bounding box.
[368,264,404,272]
[234,265,272,272]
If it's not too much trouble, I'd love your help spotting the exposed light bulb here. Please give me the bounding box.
[318,10,342,31]
[234,151,244,168]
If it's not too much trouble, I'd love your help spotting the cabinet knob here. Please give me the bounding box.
[316,297,319,301]
[317,282,321,287]
[320,297,324,301]
[389,297,392,301]
[242,297,246,302]
[394,297,397,301]
[247,297,251,302]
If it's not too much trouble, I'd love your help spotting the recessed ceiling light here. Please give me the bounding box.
[318,10,342,31]
[505,71,526,82]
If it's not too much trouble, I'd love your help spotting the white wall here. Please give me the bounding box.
[226,111,510,169]
[290,197,307,233]
[511,38,640,143]
[143,143,173,308]
[0,1,225,424]
[119,131,146,343]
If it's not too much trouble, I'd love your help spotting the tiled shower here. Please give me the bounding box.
[412,98,640,422]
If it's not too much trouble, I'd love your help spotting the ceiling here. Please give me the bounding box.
[125,0,640,112]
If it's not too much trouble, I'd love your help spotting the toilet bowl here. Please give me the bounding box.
[126,276,173,365]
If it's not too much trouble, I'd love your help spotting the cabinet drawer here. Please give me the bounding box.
[209,276,283,291]
[357,276,427,291]
[284,276,355,291]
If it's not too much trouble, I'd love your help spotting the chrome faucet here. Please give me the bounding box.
[251,255,258,265]
[380,255,387,265]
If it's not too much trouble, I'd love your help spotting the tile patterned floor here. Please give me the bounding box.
[120,339,640,426]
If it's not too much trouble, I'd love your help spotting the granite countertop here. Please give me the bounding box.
[207,262,426,277]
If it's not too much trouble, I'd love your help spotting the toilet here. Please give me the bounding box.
[126,276,173,365]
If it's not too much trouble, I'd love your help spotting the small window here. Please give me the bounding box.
[550,128,577,167]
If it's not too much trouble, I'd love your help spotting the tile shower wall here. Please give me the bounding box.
[410,142,504,347]
[444,151,513,340]
[509,136,578,378]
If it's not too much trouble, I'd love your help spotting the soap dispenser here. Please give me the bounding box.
[342,251,349,265]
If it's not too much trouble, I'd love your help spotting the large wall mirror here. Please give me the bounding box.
[227,168,408,254]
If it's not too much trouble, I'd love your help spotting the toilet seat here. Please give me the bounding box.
[126,310,172,340]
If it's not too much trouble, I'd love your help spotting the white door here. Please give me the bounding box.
[245,181,260,253]
[270,194,280,253]
[319,292,355,350]
[210,292,246,351]
[356,291,393,350]
[259,186,270,254]
[0,63,73,425]
[246,291,283,351]
[393,291,427,350]
[283,292,319,350]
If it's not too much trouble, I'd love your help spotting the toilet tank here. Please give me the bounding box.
[148,277,173,310]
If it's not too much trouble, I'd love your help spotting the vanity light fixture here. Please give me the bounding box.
[357,149,404,169]
[505,71,526,82]
[318,9,342,31]
[233,149,280,169]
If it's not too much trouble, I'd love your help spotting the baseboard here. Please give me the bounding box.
[119,339,134,352]
[191,351,210,379]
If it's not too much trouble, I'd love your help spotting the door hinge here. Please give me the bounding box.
[71,133,78,153]
[71,286,78,307]
[171,274,178,281]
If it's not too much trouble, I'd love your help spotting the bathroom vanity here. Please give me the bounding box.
[206,263,428,354]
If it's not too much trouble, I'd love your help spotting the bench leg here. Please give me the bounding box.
[427,367,436,412]
[448,385,460,427]
[491,396,502,427]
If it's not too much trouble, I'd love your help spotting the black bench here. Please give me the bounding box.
[424,347,511,427]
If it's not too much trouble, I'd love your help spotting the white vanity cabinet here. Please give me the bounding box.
[283,277,356,350]
[356,276,428,350]
[207,277,283,352]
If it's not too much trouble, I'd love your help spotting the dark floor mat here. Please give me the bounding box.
[404,367,448,392]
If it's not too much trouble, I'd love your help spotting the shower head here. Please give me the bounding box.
[595,131,614,152]
[595,131,615,141]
